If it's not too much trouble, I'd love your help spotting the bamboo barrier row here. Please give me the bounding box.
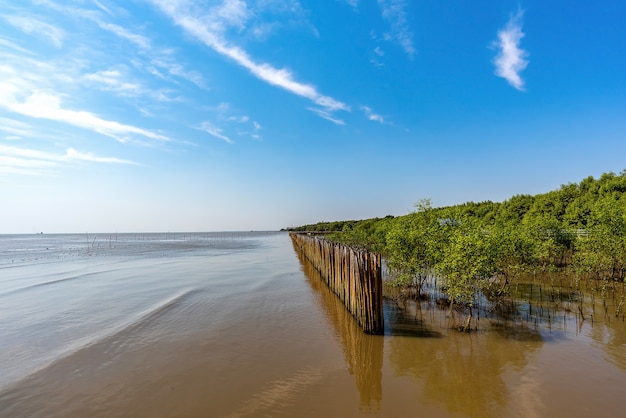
[290,232,384,334]
[296,246,383,410]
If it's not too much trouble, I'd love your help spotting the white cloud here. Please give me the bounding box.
[64,147,139,164]
[0,155,57,169]
[0,144,138,165]
[251,21,280,40]
[2,15,66,47]
[206,108,263,141]
[227,115,250,123]
[149,0,349,113]
[493,11,529,91]
[199,122,234,144]
[83,69,143,95]
[0,38,35,55]
[377,0,415,58]
[308,107,345,125]
[0,86,170,143]
[0,56,173,143]
[0,117,35,139]
[34,0,103,22]
[98,22,151,50]
[213,0,250,31]
[149,53,208,89]
[0,144,139,176]
[92,0,114,16]
[32,0,206,91]
[167,64,206,88]
[361,106,384,123]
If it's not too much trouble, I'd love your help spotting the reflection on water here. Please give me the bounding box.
[378,288,545,418]
[507,274,626,371]
[383,298,443,338]
[388,314,541,418]
[295,245,384,412]
[381,272,626,417]
[295,239,626,417]
[1,233,625,417]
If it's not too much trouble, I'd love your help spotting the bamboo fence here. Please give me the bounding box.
[290,233,384,334]
[296,246,383,409]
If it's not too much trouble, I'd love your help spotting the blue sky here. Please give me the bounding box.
[1,0,625,233]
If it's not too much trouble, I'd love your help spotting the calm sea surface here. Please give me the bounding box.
[0,232,625,417]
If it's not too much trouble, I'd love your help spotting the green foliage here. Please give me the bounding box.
[573,194,626,280]
[521,213,574,270]
[287,220,357,233]
[498,194,534,225]
[385,202,445,290]
[488,225,536,278]
[328,216,394,254]
[435,219,498,307]
[291,170,626,305]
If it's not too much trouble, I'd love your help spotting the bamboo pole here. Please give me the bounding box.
[290,233,383,334]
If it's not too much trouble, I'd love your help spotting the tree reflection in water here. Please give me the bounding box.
[296,243,545,417]
[386,294,543,418]
[296,243,626,417]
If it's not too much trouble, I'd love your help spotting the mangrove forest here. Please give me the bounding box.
[289,171,626,331]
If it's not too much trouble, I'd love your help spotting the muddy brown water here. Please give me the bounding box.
[0,232,624,417]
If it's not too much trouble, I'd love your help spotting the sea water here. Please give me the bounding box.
[1,232,625,417]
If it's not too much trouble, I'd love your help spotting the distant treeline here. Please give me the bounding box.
[289,171,626,313]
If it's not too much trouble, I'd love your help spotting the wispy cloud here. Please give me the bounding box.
[166,64,206,89]
[0,117,35,139]
[251,121,262,140]
[493,11,529,91]
[92,0,114,16]
[0,37,35,55]
[98,22,151,50]
[33,0,207,92]
[83,69,143,96]
[370,46,385,67]
[198,122,234,144]
[198,102,263,142]
[149,0,349,114]
[0,37,182,142]
[64,147,139,164]
[227,115,249,123]
[149,53,208,89]
[0,86,170,143]
[82,67,179,102]
[377,0,415,58]
[251,21,280,40]
[308,107,345,125]
[97,20,208,89]
[211,0,251,31]
[0,144,139,176]
[34,0,103,22]
[91,0,135,19]
[2,14,66,47]
[361,106,384,123]
[233,117,263,141]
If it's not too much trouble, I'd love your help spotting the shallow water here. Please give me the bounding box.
[1,232,625,417]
